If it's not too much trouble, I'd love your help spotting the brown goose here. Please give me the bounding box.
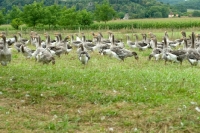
[0,34,11,66]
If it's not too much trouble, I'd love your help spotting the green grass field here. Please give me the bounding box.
[0,26,200,132]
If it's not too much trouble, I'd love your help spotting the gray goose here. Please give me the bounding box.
[164,31,180,48]
[79,44,90,65]
[33,36,55,65]
[20,44,34,59]
[70,34,82,48]
[62,36,72,54]
[98,32,111,44]
[163,37,186,65]
[18,32,29,45]
[0,34,11,66]
[126,34,137,49]
[141,33,150,46]
[102,34,138,61]
[133,34,149,51]
[32,35,47,60]
[181,31,192,46]
[13,35,25,52]
[81,35,96,52]
[186,32,200,66]
[93,35,110,53]
[149,38,163,61]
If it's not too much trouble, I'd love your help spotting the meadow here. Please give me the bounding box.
[0,19,200,132]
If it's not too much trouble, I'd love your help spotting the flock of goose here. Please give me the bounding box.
[1,30,200,67]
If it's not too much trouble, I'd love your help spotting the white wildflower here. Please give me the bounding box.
[108,127,114,132]
[195,107,200,112]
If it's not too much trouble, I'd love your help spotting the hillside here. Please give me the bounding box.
[157,0,184,5]
[0,0,172,19]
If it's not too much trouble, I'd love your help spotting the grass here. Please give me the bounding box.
[0,28,200,132]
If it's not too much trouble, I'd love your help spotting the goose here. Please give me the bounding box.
[162,37,173,65]
[0,32,16,46]
[133,34,149,51]
[44,34,57,56]
[98,32,111,44]
[0,34,11,66]
[36,50,55,65]
[141,33,150,45]
[13,35,25,52]
[19,44,34,59]
[79,44,90,65]
[164,31,180,48]
[149,38,163,61]
[93,36,110,53]
[18,32,29,45]
[62,36,72,54]
[163,37,186,65]
[46,34,68,57]
[181,31,192,45]
[115,38,124,48]
[70,34,82,48]
[186,32,200,66]
[81,35,96,52]
[75,33,81,41]
[195,34,200,48]
[32,35,47,60]
[126,34,137,49]
[81,33,93,43]
[101,34,139,61]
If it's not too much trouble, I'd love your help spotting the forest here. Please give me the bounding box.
[0,0,200,30]
[1,0,200,19]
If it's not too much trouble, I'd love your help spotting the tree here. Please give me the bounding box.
[192,11,200,17]
[94,0,116,23]
[11,18,23,29]
[77,9,93,26]
[7,5,22,23]
[153,12,162,18]
[21,1,45,27]
[58,7,79,28]
[0,10,5,25]
[42,5,61,29]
